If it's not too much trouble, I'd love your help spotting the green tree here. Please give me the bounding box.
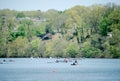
[35,23,46,35]
[16,12,25,18]
[81,46,102,58]
[99,17,110,36]
[108,7,120,58]
[66,41,79,58]
[108,7,120,31]
[30,38,41,57]
[20,19,34,42]
[88,5,105,34]
[7,37,29,57]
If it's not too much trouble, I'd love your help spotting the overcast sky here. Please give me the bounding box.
[0,0,120,11]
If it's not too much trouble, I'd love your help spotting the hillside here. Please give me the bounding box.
[0,3,120,58]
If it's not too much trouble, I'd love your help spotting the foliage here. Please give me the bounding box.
[7,37,29,57]
[99,17,109,36]
[30,38,41,57]
[0,3,120,58]
[16,12,25,18]
[35,23,46,35]
[66,41,79,58]
[81,46,102,58]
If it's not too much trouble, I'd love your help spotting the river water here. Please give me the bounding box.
[0,58,120,81]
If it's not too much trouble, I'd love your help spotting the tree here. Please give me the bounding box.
[99,17,110,36]
[53,13,67,33]
[66,41,79,58]
[0,4,120,58]
[107,7,120,58]
[108,7,120,31]
[20,19,34,42]
[16,12,25,18]
[88,5,106,34]
[7,37,29,57]
[30,38,41,57]
[35,22,46,35]
[81,46,102,58]
[45,23,53,34]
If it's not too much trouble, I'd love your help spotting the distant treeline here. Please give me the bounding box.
[0,3,120,58]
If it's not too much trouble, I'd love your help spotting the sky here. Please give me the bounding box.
[0,0,120,11]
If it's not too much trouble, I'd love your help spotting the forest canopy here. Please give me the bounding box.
[0,3,120,58]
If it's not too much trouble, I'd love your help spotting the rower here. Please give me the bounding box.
[71,60,78,65]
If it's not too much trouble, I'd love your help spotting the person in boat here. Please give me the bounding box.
[55,59,59,63]
[71,60,78,65]
[64,59,68,63]
[75,60,78,64]
[55,59,68,63]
